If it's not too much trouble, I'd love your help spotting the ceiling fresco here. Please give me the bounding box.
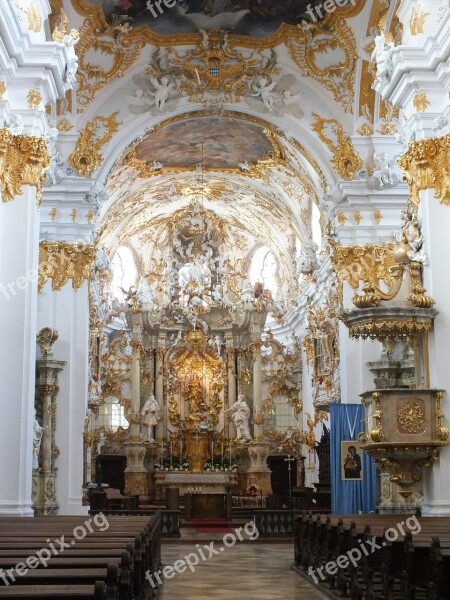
[133,117,275,169]
[76,0,331,36]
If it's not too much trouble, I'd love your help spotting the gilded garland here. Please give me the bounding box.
[39,242,96,292]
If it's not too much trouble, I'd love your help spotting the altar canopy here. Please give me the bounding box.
[330,404,377,514]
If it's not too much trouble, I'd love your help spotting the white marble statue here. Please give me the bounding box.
[208,335,224,357]
[137,279,156,309]
[396,210,427,264]
[32,411,43,470]
[297,239,319,276]
[371,33,394,85]
[140,395,161,442]
[227,395,252,442]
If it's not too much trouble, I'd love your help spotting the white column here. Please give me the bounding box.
[252,343,263,441]
[0,188,39,515]
[37,280,90,515]
[155,339,165,440]
[227,347,236,440]
[420,192,450,514]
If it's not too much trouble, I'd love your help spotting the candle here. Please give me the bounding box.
[195,67,201,85]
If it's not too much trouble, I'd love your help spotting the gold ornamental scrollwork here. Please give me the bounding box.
[398,132,450,208]
[311,115,363,181]
[38,242,96,292]
[370,392,384,443]
[68,113,121,177]
[435,391,449,442]
[331,243,403,308]
[397,400,425,434]
[0,129,50,205]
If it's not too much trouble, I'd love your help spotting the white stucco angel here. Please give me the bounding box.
[370,32,394,84]
[208,335,224,357]
[124,88,153,113]
[9,114,24,136]
[137,278,156,309]
[297,239,320,276]
[140,395,161,442]
[251,76,277,111]
[373,152,400,187]
[32,411,44,470]
[149,76,175,111]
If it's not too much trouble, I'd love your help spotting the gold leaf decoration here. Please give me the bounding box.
[68,112,121,177]
[331,243,403,307]
[286,18,358,113]
[398,132,450,207]
[75,19,145,111]
[38,241,96,292]
[26,2,41,33]
[410,5,429,35]
[312,114,363,181]
[413,92,430,113]
[0,129,50,205]
[27,89,42,109]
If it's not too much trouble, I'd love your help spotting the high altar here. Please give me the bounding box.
[85,201,303,501]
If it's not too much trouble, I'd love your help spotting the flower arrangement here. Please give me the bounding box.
[156,456,190,471]
[204,457,238,471]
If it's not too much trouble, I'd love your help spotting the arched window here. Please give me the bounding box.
[249,246,278,293]
[96,397,128,432]
[111,246,137,299]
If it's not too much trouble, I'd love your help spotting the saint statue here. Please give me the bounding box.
[140,395,161,442]
[226,394,252,442]
[32,411,43,470]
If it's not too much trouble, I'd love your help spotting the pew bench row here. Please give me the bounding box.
[0,513,162,599]
[294,513,450,600]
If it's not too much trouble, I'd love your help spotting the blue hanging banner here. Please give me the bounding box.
[330,404,377,514]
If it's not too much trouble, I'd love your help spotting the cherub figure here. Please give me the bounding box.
[251,76,277,111]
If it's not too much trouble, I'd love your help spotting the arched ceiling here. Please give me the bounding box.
[97,110,324,270]
[57,0,402,296]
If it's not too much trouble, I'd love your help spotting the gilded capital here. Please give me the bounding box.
[0,129,50,205]
[39,242,96,292]
[398,132,450,207]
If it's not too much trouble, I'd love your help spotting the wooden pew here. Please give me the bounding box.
[0,513,162,600]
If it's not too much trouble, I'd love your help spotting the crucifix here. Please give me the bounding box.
[284,454,295,508]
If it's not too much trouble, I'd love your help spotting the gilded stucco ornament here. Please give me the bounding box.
[311,114,363,181]
[410,5,429,35]
[38,242,96,292]
[413,92,430,113]
[0,129,50,205]
[398,133,450,207]
[37,328,59,357]
[331,243,403,308]
[68,112,121,177]
[286,10,361,113]
[71,0,362,112]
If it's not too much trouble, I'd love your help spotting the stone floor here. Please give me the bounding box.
[159,538,329,599]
